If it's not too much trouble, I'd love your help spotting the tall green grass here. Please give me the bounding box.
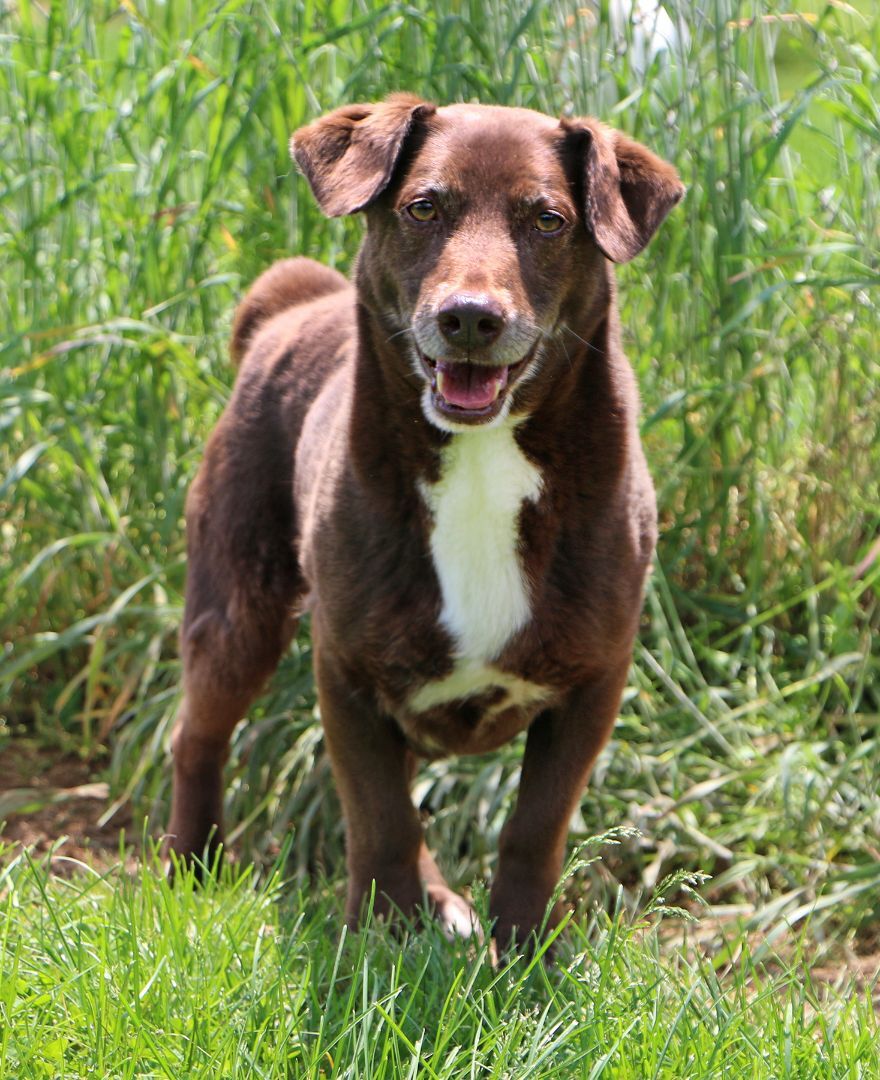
[2,0,879,944]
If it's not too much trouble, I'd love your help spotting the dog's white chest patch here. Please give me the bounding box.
[420,422,542,664]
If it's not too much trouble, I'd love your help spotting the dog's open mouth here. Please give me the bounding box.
[418,352,530,422]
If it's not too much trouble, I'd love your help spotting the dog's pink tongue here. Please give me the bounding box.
[435,361,508,410]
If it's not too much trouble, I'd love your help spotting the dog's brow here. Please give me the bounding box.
[397,182,453,206]
[518,190,573,210]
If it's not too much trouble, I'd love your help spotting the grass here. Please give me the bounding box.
[2,838,878,1079]
[1,0,879,1073]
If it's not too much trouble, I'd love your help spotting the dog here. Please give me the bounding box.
[166,95,684,947]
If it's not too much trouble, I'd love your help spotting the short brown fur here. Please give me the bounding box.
[167,97,684,947]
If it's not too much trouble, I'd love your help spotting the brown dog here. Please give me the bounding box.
[166,95,684,946]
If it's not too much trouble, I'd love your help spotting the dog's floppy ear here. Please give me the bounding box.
[291,94,436,217]
[562,118,685,263]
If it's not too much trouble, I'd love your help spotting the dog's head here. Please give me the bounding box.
[292,95,684,432]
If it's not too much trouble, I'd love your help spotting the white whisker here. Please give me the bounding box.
[561,323,605,356]
[386,326,414,344]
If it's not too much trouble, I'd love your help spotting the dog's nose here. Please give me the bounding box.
[437,294,504,349]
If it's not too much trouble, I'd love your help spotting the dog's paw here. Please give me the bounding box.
[426,883,483,942]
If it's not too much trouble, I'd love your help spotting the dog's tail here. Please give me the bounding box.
[230,257,349,364]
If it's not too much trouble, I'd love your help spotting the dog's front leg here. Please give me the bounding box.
[490,663,631,949]
[315,638,477,936]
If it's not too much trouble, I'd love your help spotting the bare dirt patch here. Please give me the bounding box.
[0,739,131,871]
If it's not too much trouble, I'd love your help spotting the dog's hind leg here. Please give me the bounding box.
[166,258,351,871]
[166,413,302,870]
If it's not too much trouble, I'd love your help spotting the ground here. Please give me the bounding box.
[0,740,131,869]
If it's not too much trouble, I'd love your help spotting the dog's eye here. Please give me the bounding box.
[406,199,438,222]
[535,210,565,234]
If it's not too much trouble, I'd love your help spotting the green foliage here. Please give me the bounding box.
[1,0,879,955]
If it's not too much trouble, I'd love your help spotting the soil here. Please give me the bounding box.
[0,739,132,872]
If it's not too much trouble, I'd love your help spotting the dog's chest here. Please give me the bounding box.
[407,424,549,728]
